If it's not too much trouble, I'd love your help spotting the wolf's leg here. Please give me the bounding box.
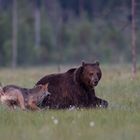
[28,97,40,111]
[17,94,26,110]
[2,100,15,110]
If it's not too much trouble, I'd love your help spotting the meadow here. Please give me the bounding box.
[0,64,140,140]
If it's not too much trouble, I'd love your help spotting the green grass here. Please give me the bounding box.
[0,65,140,140]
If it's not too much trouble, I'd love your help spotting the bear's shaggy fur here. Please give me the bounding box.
[36,61,108,109]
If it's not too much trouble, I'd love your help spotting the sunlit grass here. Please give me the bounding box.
[0,64,140,140]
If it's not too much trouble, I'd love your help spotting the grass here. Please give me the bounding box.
[0,64,140,140]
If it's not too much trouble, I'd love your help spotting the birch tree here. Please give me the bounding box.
[12,0,18,68]
[34,0,41,48]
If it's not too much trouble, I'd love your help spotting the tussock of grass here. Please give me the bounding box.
[0,65,140,140]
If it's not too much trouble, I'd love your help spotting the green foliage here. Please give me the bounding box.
[0,0,139,66]
[0,12,12,66]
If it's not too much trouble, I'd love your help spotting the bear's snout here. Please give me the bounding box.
[90,76,99,87]
[93,80,98,85]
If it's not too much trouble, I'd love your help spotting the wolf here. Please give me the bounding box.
[0,83,50,110]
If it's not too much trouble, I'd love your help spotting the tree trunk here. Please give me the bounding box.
[12,0,18,68]
[34,0,41,48]
[79,0,84,17]
[131,0,136,79]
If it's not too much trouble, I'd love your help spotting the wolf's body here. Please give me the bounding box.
[0,83,50,110]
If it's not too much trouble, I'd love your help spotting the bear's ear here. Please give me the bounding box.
[45,83,49,90]
[82,61,86,67]
[94,61,100,66]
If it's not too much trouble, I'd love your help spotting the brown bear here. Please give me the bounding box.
[36,61,108,109]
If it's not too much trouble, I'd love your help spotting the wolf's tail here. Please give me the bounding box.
[0,83,4,96]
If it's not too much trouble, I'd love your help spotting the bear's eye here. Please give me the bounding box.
[97,72,100,77]
[89,72,94,76]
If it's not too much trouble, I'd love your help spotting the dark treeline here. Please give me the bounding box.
[0,0,139,66]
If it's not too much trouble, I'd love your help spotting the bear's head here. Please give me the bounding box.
[79,61,102,88]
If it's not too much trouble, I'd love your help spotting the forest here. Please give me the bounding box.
[0,0,139,66]
[0,1,140,140]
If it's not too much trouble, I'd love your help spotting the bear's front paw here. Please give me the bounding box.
[99,100,108,108]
